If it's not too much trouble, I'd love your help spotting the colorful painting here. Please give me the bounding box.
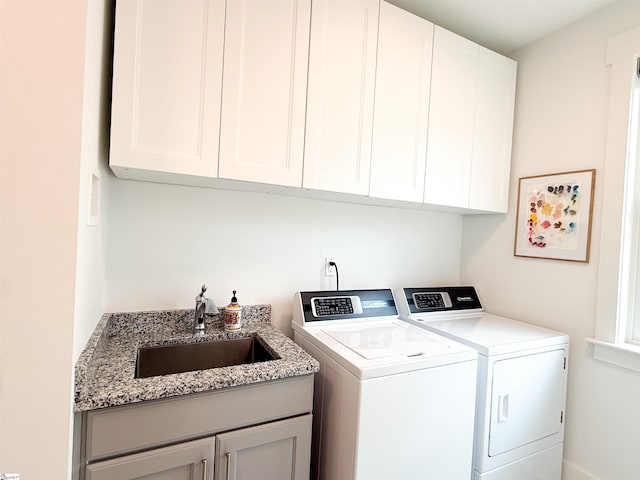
[514,170,595,262]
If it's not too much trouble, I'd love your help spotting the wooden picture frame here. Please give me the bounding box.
[514,169,595,262]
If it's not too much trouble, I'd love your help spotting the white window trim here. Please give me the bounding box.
[588,25,640,372]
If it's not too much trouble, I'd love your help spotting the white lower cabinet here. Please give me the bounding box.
[86,437,215,480]
[215,415,312,480]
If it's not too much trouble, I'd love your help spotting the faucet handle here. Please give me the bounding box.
[196,284,207,301]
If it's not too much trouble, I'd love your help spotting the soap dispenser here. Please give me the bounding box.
[224,290,242,332]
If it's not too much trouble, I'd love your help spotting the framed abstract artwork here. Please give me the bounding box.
[514,169,596,262]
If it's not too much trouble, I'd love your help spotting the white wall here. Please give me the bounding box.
[461,1,640,479]
[105,180,463,334]
[73,0,112,362]
[0,1,87,478]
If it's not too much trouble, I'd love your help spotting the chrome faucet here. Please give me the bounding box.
[195,284,208,334]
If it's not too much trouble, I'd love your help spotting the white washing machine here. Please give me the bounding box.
[292,288,478,480]
[395,286,569,480]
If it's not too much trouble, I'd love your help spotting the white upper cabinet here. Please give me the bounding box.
[369,2,434,203]
[425,26,517,212]
[303,0,380,195]
[425,26,478,208]
[218,0,311,187]
[109,0,516,213]
[110,0,225,179]
[469,47,517,213]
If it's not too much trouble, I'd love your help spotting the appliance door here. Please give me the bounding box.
[488,349,565,456]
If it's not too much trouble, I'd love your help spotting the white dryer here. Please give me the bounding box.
[395,286,569,480]
[292,289,478,480]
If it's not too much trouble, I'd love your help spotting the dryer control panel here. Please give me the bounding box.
[413,291,453,310]
[396,286,483,317]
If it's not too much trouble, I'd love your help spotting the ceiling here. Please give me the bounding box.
[386,0,619,55]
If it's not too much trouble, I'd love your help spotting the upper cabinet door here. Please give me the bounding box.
[110,0,225,179]
[425,26,479,208]
[469,47,517,213]
[218,0,311,187]
[369,2,434,203]
[303,0,380,195]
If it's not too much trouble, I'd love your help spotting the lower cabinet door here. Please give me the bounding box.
[86,437,214,480]
[215,414,312,480]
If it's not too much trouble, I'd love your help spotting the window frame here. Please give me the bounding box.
[626,71,640,345]
[589,25,640,372]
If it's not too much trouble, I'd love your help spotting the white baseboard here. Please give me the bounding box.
[563,460,598,480]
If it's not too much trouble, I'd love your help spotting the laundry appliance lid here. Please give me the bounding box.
[323,321,457,360]
[292,289,477,379]
[298,319,477,380]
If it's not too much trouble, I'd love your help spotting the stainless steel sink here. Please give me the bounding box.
[135,335,279,378]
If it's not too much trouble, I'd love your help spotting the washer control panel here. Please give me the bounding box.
[295,289,397,324]
[311,296,363,317]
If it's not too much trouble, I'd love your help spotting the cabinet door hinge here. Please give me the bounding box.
[560,411,564,423]
[563,357,567,370]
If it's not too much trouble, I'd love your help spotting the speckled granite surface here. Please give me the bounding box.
[74,305,319,412]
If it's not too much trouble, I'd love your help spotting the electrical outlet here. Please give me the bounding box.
[325,257,336,276]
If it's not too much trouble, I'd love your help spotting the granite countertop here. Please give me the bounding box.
[74,305,319,412]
